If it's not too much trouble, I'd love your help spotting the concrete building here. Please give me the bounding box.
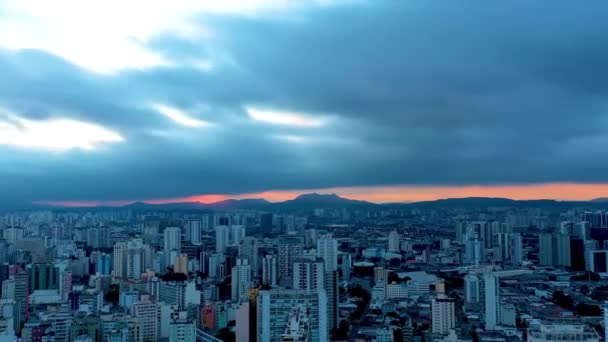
[432,297,456,335]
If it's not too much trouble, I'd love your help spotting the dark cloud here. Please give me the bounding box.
[1,0,608,202]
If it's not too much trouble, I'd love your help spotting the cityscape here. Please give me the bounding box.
[0,196,606,341]
[1,1,608,342]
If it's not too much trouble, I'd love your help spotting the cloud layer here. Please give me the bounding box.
[1,0,608,203]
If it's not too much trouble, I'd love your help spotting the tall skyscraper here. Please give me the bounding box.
[230,225,246,245]
[164,227,182,252]
[278,237,303,281]
[113,239,151,280]
[388,230,401,253]
[260,213,273,235]
[185,219,202,245]
[231,258,252,302]
[431,297,456,335]
[215,226,230,254]
[484,274,500,330]
[464,274,480,304]
[317,235,338,272]
[239,237,260,277]
[539,233,553,266]
[510,233,523,266]
[257,288,328,342]
[539,232,571,267]
[262,254,278,287]
[133,297,160,342]
[27,263,59,292]
[324,270,340,331]
[293,259,324,291]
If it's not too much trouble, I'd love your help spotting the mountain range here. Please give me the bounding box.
[26,193,608,211]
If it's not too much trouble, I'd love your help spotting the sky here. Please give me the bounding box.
[1,0,608,206]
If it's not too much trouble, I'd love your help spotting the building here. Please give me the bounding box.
[231,258,252,302]
[215,226,230,254]
[432,297,456,335]
[132,297,160,342]
[464,274,480,304]
[239,237,260,276]
[278,237,303,281]
[28,264,58,292]
[539,232,571,267]
[293,259,324,291]
[164,227,182,252]
[113,239,151,280]
[262,254,278,287]
[527,323,599,342]
[388,231,400,253]
[169,312,196,342]
[484,274,500,330]
[236,302,250,342]
[324,271,339,331]
[185,219,202,245]
[258,288,328,342]
[316,235,338,272]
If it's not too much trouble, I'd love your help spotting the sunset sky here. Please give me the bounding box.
[2,1,608,206]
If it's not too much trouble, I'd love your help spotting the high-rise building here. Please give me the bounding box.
[27,263,59,292]
[484,274,500,330]
[278,237,303,281]
[230,225,246,246]
[239,237,260,277]
[231,258,252,302]
[185,219,202,245]
[133,297,160,342]
[293,259,324,291]
[215,226,230,254]
[464,274,480,304]
[539,232,571,267]
[169,312,196,342]
[113,239,152,280]
[510,233,523,266]
[262,254,278,287]
[324,271,339,331]
[388,230,400,253]
[317,235,338,272]
[257,288,328,342]
[431,297,456,335]
[236,302,250,342]
[260,213,273,235]
[539,233,553,266]
[164,227,182,252]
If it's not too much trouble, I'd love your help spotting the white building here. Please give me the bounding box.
[317,235,338,272]
[258,288,328,342]
[231,258,251,302]
[262,254,278,286]
[164,227,182,252]
[388,231,400,253]
[527,323,599,342]
[432,297,456,335]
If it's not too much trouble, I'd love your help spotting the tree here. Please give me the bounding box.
[105,284,119,305]
[216,328,235,342]
[330,320,349,340]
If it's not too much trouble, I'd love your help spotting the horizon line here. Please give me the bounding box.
[34,182,608,207]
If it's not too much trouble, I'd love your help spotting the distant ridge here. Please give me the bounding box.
[14,194,608,211]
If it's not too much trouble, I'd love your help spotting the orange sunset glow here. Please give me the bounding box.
[43,183,608,207]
